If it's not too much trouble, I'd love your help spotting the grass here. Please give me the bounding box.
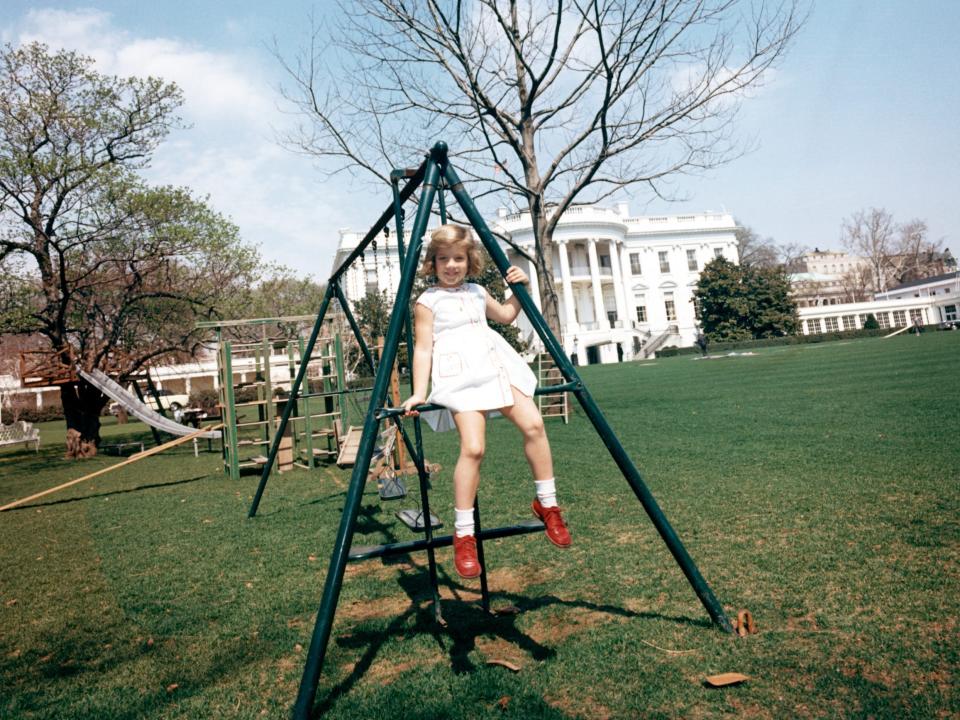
[1,332,958,719]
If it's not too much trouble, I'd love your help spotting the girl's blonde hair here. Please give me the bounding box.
[419,224,484,279]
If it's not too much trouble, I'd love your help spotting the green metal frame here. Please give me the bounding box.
[243,143,732,718]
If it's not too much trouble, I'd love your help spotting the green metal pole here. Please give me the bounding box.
[334,334,346,428]
[442,162,734,635]
[293,145,443,719]
[248,283,336,517]
[223,342,240,481]
[392,174,444,622]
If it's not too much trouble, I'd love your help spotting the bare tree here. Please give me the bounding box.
[837,263,873,303]
[276,0,804,336]
[842,209,946,294]
[735,225,779,268]
[894,219,945,284]
[841,207,898,293]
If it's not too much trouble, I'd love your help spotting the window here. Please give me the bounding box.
[629,253,641,274]
[599,254,612,269]
[714,248,724,258]
[892,310,907,327]
[858,314,871,326]
[658,251,670,273]
[876,312,889,328]
[910,308,924,325]
[945,305,958,322]
[686,249,698,271]
[606,310,617,328]
[664,291,676,321]
[824,317,839,332]
[636,305,647,323]
[806,318,821,334]
[842,315,857,330]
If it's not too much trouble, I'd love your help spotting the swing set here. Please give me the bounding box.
[248,142,735,718]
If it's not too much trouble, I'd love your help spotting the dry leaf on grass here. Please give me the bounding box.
[166,683,179,693]
[487,659,521,672]
[704,672,749,687]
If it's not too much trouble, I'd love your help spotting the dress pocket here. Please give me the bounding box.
[437,352,463,378]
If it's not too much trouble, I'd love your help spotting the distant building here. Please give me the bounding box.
[789,249,872,307]
[797,270,960,334]
[333,204,740,363]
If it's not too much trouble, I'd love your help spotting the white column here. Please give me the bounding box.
[527,255,542,311]
[557,241,578,332]
[609,240,627,327]
[617,244,633,320]
[587,238,605,326]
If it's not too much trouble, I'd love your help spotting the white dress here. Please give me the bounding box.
[416,283,537,432]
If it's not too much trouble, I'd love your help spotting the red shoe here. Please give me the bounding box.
[453,534,481,578]
[532,499,571,548]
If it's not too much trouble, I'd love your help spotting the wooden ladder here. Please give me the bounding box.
[536,352,569,424]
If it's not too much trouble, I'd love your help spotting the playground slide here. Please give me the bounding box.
[79,369,222,440]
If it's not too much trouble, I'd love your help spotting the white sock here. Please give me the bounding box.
[454,507,475,537]
[535,478,558,508]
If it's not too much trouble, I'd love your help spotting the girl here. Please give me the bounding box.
[401,224,570,579]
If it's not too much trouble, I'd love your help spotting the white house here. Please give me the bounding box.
[492,204,739,362]
[333,204,739,363]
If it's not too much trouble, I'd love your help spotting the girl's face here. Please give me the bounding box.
[434,245,469,287]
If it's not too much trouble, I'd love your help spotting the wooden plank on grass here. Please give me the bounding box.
[0,424,224,512]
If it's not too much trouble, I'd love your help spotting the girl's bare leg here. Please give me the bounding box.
[499,387,553,481]
[451,410,487,509]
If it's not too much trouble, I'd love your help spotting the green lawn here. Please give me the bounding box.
[1,332,958,719]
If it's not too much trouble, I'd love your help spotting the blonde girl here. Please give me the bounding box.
[401,224,570,578]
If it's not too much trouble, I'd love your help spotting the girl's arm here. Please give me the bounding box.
[401,302,434,414]
[485,265,530,324]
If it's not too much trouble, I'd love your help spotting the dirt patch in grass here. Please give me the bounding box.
[474,636,529,669]
[525,605,626,645]
[543,689,612,720]
[364,651,445,685]
[338,595,417,622]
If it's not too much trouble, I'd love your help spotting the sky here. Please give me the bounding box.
[3,2,958,278]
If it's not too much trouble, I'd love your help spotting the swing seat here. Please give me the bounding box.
[395,508,443,531]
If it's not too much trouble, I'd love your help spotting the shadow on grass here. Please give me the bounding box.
[311,557,711,717]
[2,475,209,512]
[1,624,289,720]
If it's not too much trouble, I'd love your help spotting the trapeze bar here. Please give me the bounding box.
[375,403,443,420]
[347,519,545,561]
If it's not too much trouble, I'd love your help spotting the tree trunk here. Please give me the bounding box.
[528,205,564,340]
[60,380,108,459]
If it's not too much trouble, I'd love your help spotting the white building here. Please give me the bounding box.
[797,270,960,334]
[333,204,740,363]
[493,204,739,362]
[789,249,872,307]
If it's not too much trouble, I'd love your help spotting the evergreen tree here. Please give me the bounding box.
[693,258,798,341]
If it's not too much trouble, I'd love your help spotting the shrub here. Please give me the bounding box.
[189,388,220,414]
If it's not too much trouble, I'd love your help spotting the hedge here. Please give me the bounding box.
[656,324,950,357]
